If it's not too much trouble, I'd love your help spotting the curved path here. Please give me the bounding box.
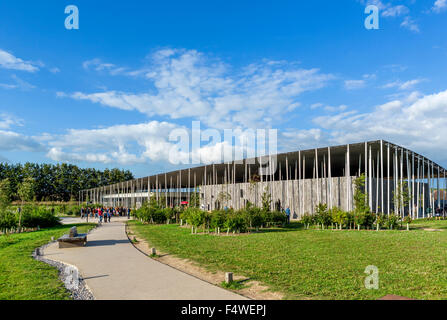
[43,218,247,300]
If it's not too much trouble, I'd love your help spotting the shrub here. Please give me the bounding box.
[385,213,400,230]
[354,211,375,229]
[210,210,226,230]
[301,213,314,228]
[0,209,17,231]
[189,208,207,228]
[315,203,332,227]
[331,207,347,229]
[20,205,60,228]
[163,208,174,222]
[375,213,386,229]
[224,211,247,233]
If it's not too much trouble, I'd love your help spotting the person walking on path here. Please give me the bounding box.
[285,207,291,224]
[98,209,103,224]
[127,207,131,219]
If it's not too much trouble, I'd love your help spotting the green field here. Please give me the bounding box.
[129,220,447,300]
[0,224,96,300]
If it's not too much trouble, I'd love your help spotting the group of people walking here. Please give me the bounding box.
[80,207,131,223]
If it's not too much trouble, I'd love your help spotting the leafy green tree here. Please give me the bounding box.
[353,174,370,214]
[393,181,412,217]
[0,178,12,209]
[17,177,35,230]
[217,191,231,207]
[189,191,200,208]
[261,186,272,212]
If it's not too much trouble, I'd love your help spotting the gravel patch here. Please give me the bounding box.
[32,242,95,300]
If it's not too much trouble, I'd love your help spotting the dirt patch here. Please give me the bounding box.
[126,224,284,300]
[423,228,444,232]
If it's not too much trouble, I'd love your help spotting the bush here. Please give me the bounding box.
[385,213,400,230]
[375,213,386,229]
[354,211,375,229]
[315,203,332,227]
[301,213,314,228]
[163,208,174,222]
[0,209,17,231]
[188,208,207,228]
[331,207,348,229]
[20,205,60,228]
[224,211,247,233]
[210,210,226,230]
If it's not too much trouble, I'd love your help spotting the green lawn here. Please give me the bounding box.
[129,220,447,300]
[0,223,96,300]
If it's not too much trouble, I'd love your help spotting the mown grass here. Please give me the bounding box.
[129,220,447,300]
[0,223,96,300]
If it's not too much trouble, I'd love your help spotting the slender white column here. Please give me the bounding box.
[437,165,440,210]
[380,141,384,213]
[376,150,379,213]
[286,156,289,208]
[302,155,306,214]
[422,159,425,218]
[365,142,368,203]
[416,157,420,219]
[369,145,372,211]
[298,151,302,215]
[315,149,319,205]
[387,143,390,215]
[406,151,410,215]
[347,144,351,211]
[400,148,405,217]
[328,147,332,209]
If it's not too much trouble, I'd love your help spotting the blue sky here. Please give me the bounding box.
[0,0,447,177]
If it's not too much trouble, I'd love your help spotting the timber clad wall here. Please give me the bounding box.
[201,177,356,219]
[201,178,429,220]
[81,140,443,219]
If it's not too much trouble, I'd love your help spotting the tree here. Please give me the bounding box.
[0,178,12,209]
[0,162,134,201]
[17,177,35,230]
[353,174,370,214]
[261,186,272,212]
[189,191,200,208]
[393,181,412,218]
[217,191,231,207]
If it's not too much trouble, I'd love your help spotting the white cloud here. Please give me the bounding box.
[344,80,366,90]
[283,89,447,163]
[382,5,409,17]
[0,130,44,152]
[400,17,420,33]
[432,0,447,13]
[0,75,36,91]
[0,49,39,72]
[45,121,184,165]
[67,49,334,129]
[0,113,23,129]
[83,58,128,75]
[382,78,425,90]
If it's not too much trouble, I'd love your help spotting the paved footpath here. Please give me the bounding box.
[44,218,247,300]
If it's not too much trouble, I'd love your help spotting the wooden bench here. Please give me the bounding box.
[58,226,87,248]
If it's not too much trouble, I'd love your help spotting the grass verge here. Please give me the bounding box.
[0,223,96,300]
[129,220,447,300]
